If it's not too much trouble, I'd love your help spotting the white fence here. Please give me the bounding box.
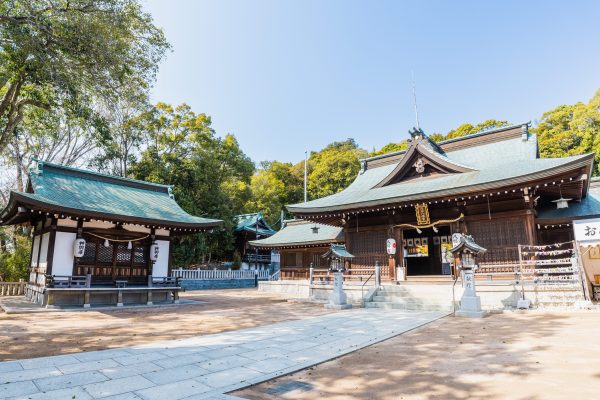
[171,269,271,280]
[0,281,27,296]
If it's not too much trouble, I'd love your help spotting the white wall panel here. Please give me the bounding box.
[52,232,76,276]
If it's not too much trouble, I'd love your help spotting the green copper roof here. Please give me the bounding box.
[235,213,276,237]
[287,152,594,213]
[248,219,344,248]
[537,187,600,222]
[321,244,355,259]
[0,161,222,229]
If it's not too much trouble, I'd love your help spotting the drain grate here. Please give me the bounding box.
[264,380,314,395]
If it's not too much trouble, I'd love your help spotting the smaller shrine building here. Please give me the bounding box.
[0,161,222,307]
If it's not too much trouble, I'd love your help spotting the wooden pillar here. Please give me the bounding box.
[525,210,537,246]
[388,255,396,281]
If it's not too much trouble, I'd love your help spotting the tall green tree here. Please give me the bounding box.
[129,103,254,266]
[535,89,600,175]
[245,161,303,223]
[0,0,169,152]
[307,139,368,199]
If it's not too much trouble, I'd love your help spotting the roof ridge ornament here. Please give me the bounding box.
[409,127,425,140]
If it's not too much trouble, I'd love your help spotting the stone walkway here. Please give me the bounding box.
[0,309,448,400]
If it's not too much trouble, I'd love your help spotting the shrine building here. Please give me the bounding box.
[284,123,596,286]
[0,160,222,307]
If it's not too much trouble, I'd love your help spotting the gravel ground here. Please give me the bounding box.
[234,311,600,400]
[0,289,332,361]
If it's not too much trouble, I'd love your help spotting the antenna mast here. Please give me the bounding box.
[412,70,420,129]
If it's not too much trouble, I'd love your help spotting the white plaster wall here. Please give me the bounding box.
[52,232,76,276]
[152,240,170,277]
[57,218,78,228]
[31,235,40,267]
[38,233,50,270]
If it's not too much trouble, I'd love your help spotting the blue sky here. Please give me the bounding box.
[144,0,600,163]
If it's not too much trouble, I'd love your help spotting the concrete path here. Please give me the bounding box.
[0,309,448,400]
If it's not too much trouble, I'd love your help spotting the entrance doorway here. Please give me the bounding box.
[402,226,452,276]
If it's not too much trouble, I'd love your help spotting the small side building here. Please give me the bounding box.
[249,219,344,279]
[0,161,222,307]
[234,212,276,268]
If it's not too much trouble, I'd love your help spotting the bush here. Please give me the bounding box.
[0,229,30,282]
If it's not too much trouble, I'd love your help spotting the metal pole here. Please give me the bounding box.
[304,150,308,203]
[255,216,259,271]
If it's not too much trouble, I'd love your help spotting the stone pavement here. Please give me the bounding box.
[0,309,448,400]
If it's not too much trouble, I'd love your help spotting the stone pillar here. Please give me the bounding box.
[325,272,352,310]
[117,290,124,307]
[309,263,315,285]
[456,268,486,318]
[375,260,381,287]
[83,291,91,308]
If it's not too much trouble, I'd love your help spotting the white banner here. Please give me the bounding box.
[573,218,600,243]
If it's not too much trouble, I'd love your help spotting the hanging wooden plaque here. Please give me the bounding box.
[415,203,430,226]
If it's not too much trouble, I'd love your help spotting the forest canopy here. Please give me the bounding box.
[0,1,598,277]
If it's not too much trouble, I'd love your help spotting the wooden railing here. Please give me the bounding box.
[0,281,26,296]
[171,269,270,280]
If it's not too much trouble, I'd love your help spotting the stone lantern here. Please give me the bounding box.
[322,244,354,310]
[450,234,487,318]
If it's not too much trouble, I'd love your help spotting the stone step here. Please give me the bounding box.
[364,301,453,311]
[372,295,449,304]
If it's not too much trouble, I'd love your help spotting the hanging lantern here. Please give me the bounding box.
[73,238,86,258]
[104,238,110,247]
[552,185,571,209]
[150,242,160,261]
[127,241,132,250]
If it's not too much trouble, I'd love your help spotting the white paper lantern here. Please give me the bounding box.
[150,243,160,261]
[73,238,86,258]
[386,238,396,255]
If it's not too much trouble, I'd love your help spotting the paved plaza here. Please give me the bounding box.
[0,309,448,400]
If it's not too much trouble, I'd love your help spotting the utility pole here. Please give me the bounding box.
[304,150,308,203]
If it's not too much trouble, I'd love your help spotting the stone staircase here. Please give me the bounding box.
[364,285,454,311]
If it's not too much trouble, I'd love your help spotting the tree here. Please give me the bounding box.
[535,89,600,175]
[371,120,510,156]
[0,106,107,196]
[89,86,149,176]
[0,0,169,152]
[0,228,30,281]
[444,119,509,140]
[370,141,409,157]
[129,103,255,266]
[245,161,303,223]
[307,139,368,199]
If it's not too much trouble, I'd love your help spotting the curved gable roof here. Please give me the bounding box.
[0,161,222,230]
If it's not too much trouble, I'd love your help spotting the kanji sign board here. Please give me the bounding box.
[573,218,600,243]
